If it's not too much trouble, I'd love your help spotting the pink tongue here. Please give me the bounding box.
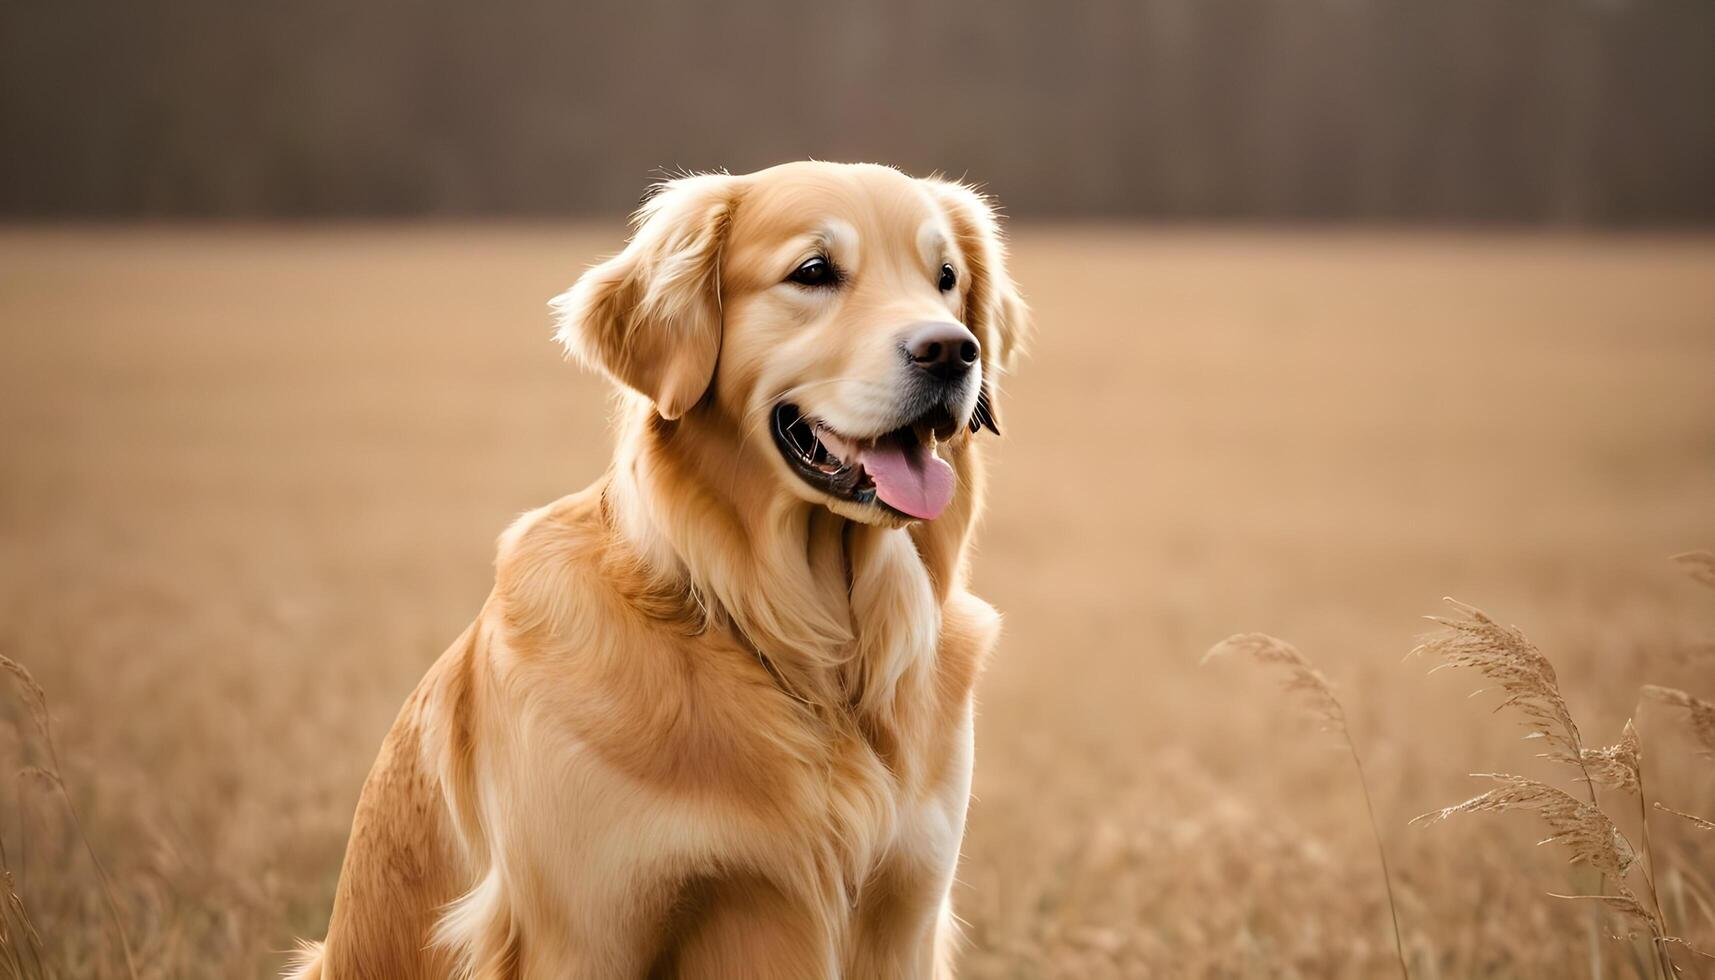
[861,441,955,520]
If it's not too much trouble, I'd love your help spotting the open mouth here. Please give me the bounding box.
[771,403,961,520]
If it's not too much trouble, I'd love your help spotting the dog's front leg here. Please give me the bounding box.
[654,877,839,980]
[845,871,963,980]
[847,718,975,979]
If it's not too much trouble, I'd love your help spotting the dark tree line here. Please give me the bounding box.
[2,0,1711,224]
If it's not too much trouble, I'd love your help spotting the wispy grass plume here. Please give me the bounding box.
[1653,803,1715,833]
[1412,599,1590,785]
[1,654,139,980]
[1641,686,1715,760]
[1413,774,1636,879]
[1581,720,1642,796]
[1410,603,1699,978]
[1671,551,1715,590]
[1204,633,1409,980]
[1203,633,1346,733]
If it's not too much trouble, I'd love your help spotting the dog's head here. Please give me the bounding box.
[553,162,1029,526]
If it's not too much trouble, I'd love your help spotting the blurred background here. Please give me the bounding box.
[4,0,1714,224]
[3,3,1713,979]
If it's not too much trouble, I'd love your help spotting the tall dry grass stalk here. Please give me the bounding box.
[0,827,47,980]
[1411,601,1704,979]
[1204,633,1410,980]
[0,654,138,980]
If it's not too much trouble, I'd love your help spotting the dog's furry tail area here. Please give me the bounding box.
[282,939,324,980]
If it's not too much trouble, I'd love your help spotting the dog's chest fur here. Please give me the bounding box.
[470,487,998,962]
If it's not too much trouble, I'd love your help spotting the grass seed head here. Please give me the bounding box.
[1671,551,1715,589]
[1550,892,1653,926]
[1653,802,1715,832]
[1579,719,1641,795]
[1641,684,1715,759]
[1204,633,1347,735]
[0,655,50,742]
[1413,600,1584,768]
[1413,773,1637,879]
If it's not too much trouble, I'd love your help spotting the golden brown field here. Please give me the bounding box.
[2,226,1713,979]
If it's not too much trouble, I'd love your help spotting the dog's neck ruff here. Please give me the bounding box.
[605,395,970,716]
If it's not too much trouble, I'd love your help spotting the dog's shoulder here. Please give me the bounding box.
[482,486,817,796]
[493,487,607,584]
[489,485,650,643]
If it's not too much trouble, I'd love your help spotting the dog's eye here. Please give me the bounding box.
[787,256,838,288]
[938,263,957,292]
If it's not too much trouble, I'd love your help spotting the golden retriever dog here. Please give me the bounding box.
[289,161,1029,979]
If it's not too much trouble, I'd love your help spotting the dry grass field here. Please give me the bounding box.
[2,226,1713,979]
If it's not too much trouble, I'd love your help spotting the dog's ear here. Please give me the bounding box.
[551,174,742,420]
[923,179,1032,435]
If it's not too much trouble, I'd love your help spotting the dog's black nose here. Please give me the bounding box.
[905,322,980,383]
